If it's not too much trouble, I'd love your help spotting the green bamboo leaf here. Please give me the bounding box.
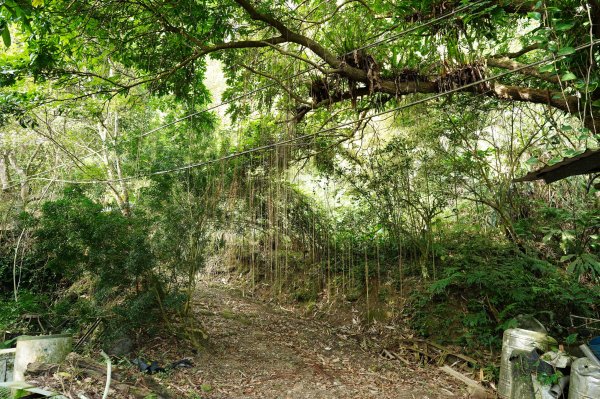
[561,72,577,81]
[1,26,10,48]
[548,156,563,165]
[525,156,538,165]
[557,47,575,56]
[560,254,575,262]
[555,21,575,31]
[567,258,580,274]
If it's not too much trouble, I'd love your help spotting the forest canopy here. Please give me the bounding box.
[0,0,599,370]
[2,0,600,127]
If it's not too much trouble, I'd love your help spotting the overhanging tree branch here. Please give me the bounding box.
[199,37,288,54]
[487,57,560,84]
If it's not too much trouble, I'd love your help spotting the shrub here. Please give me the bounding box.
[411,231,600,348]
[35,186,154,289]
[0,291,47,334]
[22,187,166,341]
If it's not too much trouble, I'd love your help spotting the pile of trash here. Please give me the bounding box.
[498,316,600,399]
[0,334,191,398]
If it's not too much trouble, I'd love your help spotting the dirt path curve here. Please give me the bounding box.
[155,283,469,399]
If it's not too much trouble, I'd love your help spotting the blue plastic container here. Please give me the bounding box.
[590,336,600,359]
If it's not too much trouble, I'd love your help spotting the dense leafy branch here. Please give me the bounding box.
[3,0,599,132]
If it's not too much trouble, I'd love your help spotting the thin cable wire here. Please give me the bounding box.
[29,38,600,185]
[14,68,312,186]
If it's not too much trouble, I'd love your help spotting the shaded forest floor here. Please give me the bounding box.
[141,283,471,398]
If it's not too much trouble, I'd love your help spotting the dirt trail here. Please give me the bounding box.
[151,283,470,399]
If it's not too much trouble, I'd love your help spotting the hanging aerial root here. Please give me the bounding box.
[404,0,456,22]
[339,49,381,94]
[436,62,489,93]
[309,77,335,104]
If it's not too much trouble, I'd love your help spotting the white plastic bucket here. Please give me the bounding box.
[13,334,72,381]
[569,357,600,399]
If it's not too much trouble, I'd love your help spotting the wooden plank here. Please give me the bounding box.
[440,365,481,389]
[513,149,600,183]
[440,366,495,399]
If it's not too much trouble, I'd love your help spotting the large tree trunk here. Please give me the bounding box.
[98,117,131,217]
[7,152,29,204]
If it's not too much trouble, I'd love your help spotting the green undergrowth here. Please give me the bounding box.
[411,231,600,349]
[0,187,182,348]
[237,229,600,353]
[0,291,48,335]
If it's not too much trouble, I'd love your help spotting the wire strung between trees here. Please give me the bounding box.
[6,1,487,190]
[30,38,600,185]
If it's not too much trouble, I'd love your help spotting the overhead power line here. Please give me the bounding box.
[29,38,600,186]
